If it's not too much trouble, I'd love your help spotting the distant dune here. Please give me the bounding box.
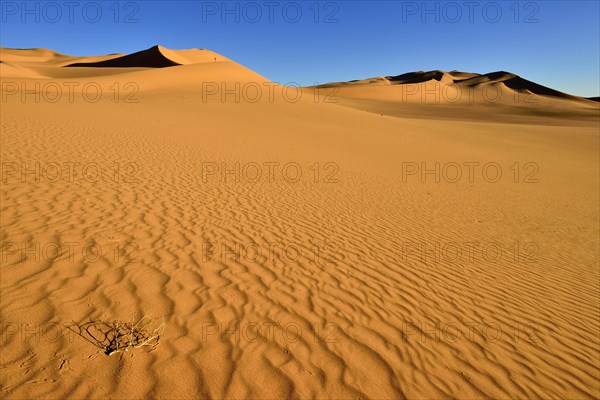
[310,69,598,123]
[316,70,592,103]
[0,47,67,62]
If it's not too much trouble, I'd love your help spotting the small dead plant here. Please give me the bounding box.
[68,315,165,355]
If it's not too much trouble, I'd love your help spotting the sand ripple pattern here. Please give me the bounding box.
[1,97,599,399]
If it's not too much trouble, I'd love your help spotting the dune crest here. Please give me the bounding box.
[66,45,227,68]
[0,47,66,62]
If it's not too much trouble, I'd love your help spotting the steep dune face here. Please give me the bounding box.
[388,70,457,85]
[66,45,227,68]
[450,71,581,101]
[1,47,599,400]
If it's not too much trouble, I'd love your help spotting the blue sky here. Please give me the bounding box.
[1,0,598,97]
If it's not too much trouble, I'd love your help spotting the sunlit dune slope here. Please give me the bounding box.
[0,46,598,400]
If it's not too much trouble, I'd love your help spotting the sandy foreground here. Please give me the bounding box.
[0,46,599,399]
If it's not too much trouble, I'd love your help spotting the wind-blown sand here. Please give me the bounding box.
[1,46,599,399]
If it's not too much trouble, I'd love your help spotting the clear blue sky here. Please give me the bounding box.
[1,0,598,97]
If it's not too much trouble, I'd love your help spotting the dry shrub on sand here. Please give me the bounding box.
[69,315,165,355]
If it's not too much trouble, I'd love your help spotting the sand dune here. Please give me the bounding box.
[1,47,599,399]
[0,47,67,63]
[454,71,584,101]
[0,46,265,84]
[1,47,125,68]
[66,45,227,68]
[318,69,590,102]
[311,69,599,123]
[0,60,48,79]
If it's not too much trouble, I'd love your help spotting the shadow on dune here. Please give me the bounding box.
[66,45,181,68]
